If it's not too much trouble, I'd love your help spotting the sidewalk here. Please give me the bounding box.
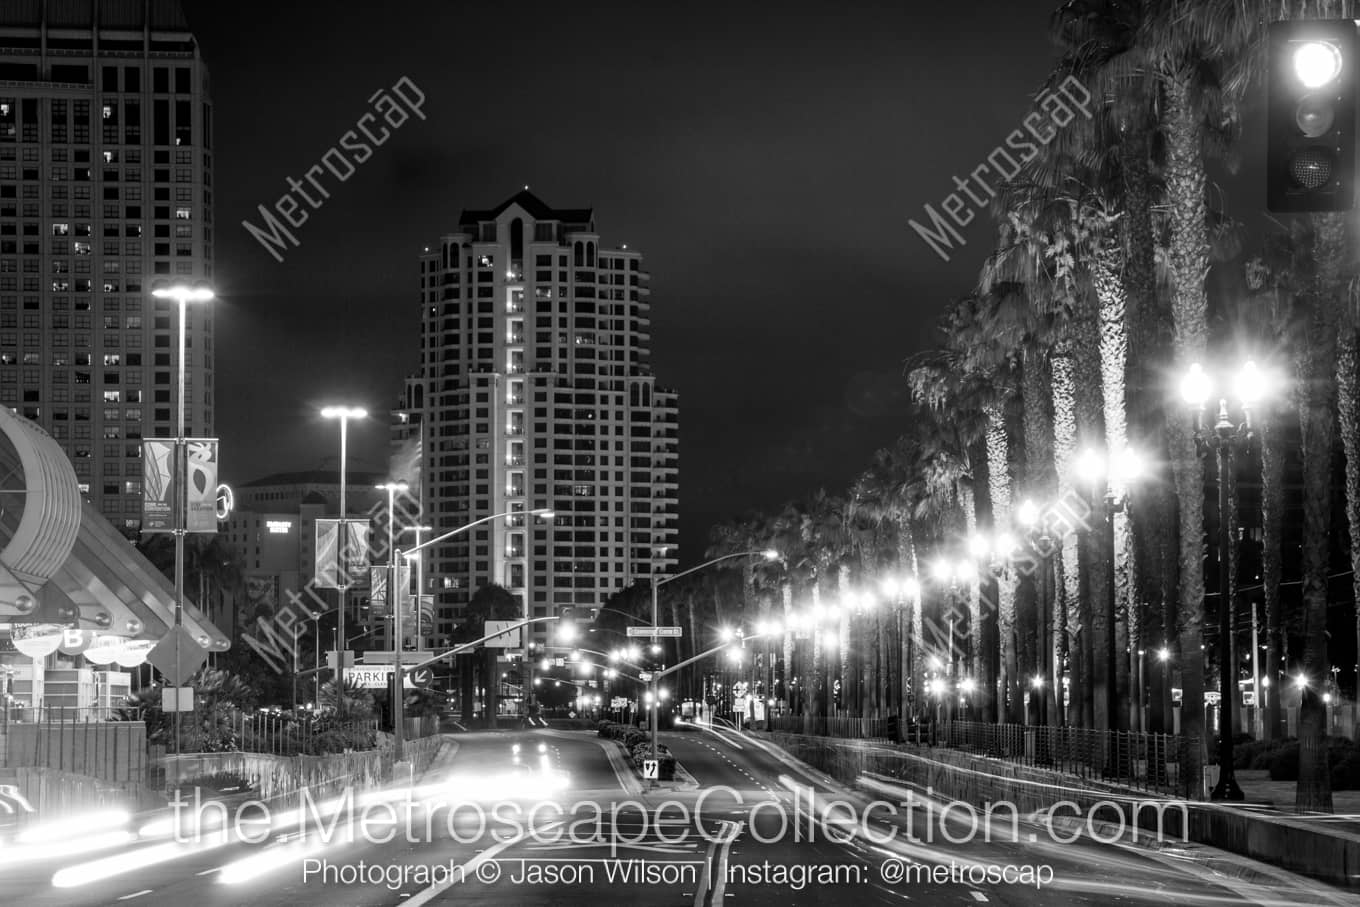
[1235,769,1360,812]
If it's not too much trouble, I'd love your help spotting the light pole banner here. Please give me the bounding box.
[315,519,371,589]
[418,594,435,635]
[368,564,410,617]
[185,438,219,533]
[141,439,175,532]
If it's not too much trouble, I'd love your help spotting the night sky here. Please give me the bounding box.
[190,0,1069,558]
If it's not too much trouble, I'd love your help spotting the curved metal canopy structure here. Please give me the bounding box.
[0,408,228,651]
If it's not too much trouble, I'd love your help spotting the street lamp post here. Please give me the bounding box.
[1182,360,1268,802]
[647,549,779,784]
[152,284,213,754]
[322,406,366,679]
[376,482,410,758]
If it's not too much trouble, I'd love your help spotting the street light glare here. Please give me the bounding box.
[375,481,410,492]
[1117,446,1144,482]
[931,559,952,581]
[967,533,990,558]
[321,405,368,420]
[1180,362,1212,407]
[902,577,921,599]
[1076,447,1105,483]
[1295,40,1344,88]
[152,284,214,303]
[761,548,780,560]
[1235,360,1268,407]
[1017,498,1040,528]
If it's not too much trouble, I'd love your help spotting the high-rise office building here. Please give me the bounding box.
[398,189,679,649]
[0,1,213,536]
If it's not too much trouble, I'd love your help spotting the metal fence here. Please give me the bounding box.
[766,714,899,742]
[763,715,1187,796]
[230,713,381,756]
[938,720,1186,795]
[1,706,147,783]
[403,715,440,741]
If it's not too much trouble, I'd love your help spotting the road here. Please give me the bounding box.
[0,724,1353,906]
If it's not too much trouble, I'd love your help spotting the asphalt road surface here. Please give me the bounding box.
[1,724,1355,907]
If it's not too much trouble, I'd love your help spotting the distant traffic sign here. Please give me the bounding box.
[146,625,207,686]
[639,671,654,682]
[625,626,682,637]
[359,651,425,664]
[410,667,434,688]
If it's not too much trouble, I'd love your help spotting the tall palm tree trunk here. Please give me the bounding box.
[985,403,1016,723]
[1096,240,1133,732]
[1052,340,1083,727]
[1296,214,1344,813]
[1022,348,1060,724]
[1338,321,1360,750]
[1165,71,1209,798]
[1260,408,1285,742]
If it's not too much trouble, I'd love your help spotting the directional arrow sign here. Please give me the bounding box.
[146,625,208,687]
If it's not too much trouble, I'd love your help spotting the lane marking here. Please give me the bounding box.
[970,892,989,902]
[405,820,560,906]
[117,891,152,901]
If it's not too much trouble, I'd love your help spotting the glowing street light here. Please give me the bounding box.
[320,404,367,664]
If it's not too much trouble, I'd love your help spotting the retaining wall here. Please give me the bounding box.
[764,731,1360,889]
[161,733,446,805]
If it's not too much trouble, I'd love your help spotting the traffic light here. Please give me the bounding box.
[1268,19,1358,212]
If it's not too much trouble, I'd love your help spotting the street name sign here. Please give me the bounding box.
[626,626,682,637]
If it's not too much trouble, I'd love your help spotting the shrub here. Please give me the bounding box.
[1233,736,1289,771]
[1266,736,1360,789]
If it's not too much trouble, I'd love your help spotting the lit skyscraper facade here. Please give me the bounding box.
[399,190,678,648]
[0,1,213,536]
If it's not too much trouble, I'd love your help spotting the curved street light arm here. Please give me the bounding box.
[403,508,554,559]
[653,549,778,590]
[398,616,561,676]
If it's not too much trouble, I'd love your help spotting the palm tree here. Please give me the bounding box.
[1340,283,1360,751]
[909,346,995,721]
[1294,214,1346,812]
